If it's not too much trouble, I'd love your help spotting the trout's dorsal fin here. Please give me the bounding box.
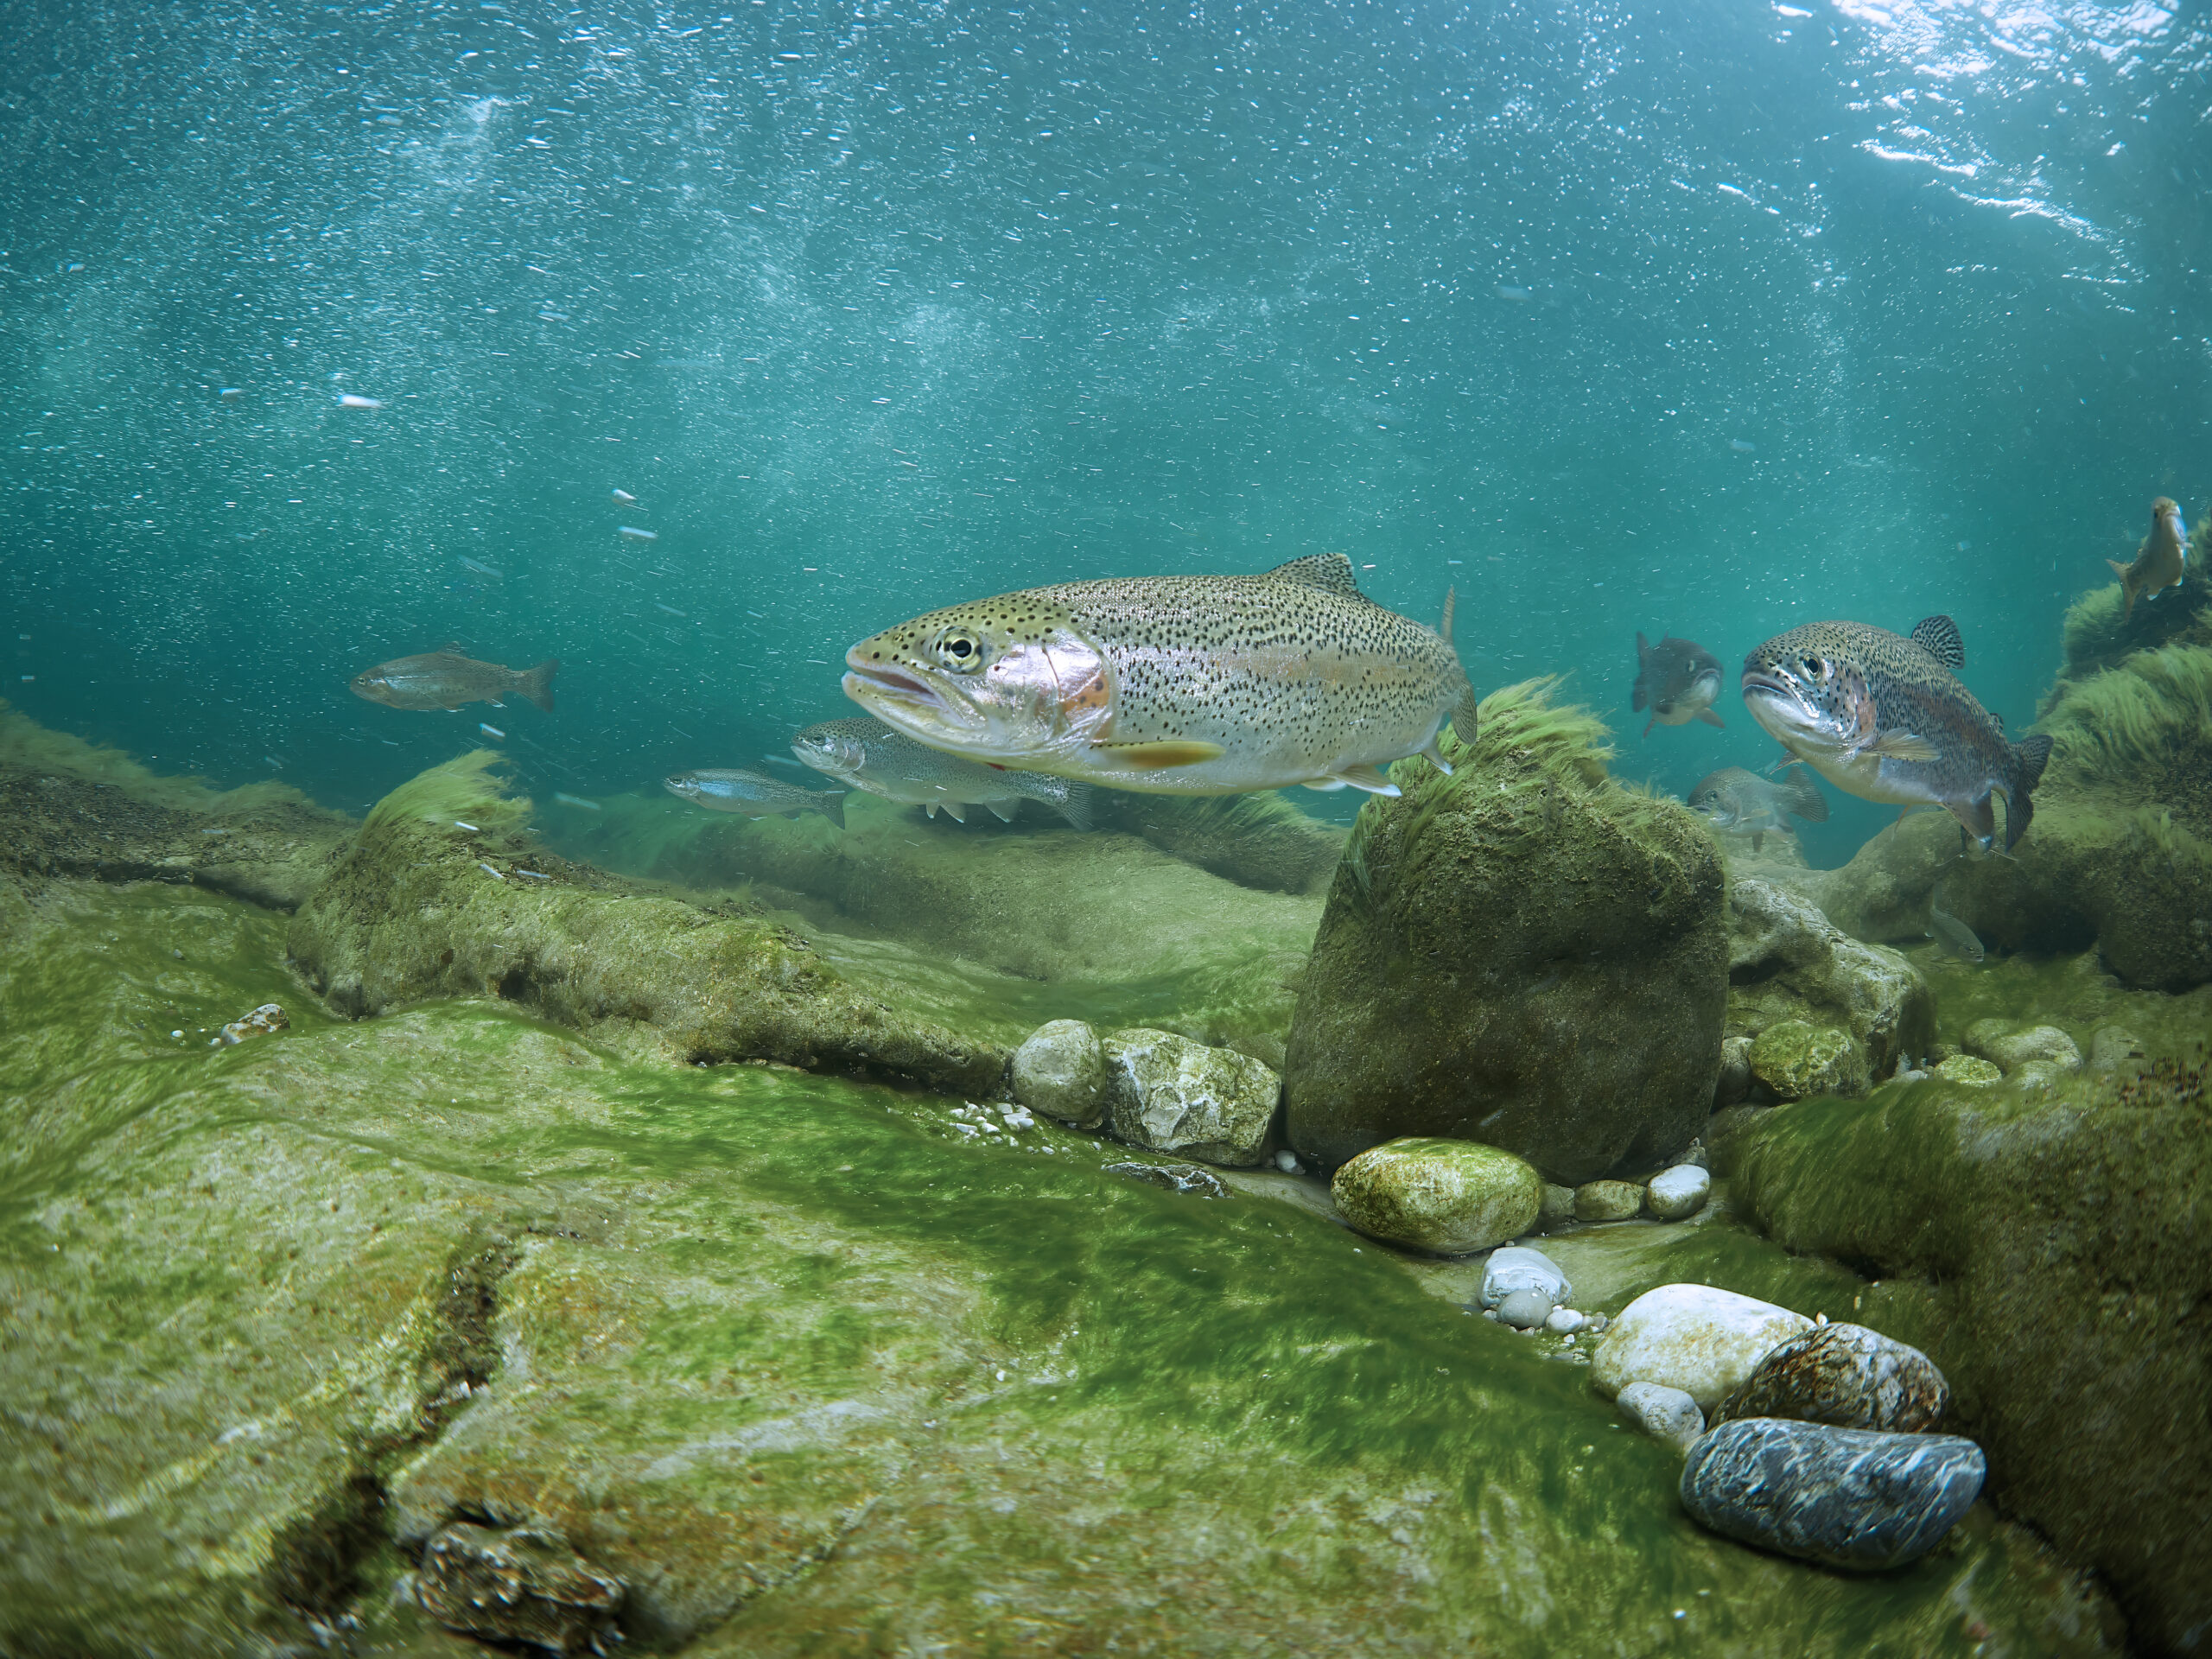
[1266,552,1360,595]
[1910,614,1965,671]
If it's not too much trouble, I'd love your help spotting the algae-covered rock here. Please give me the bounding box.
[1728,877,1931,1092]
[0,874,2135,1659]
[1,699,353,909]
[1749,1020,1866,1101]
[1965,1021,2082,1074]
[1103,1027,1280,1166]
[1573,1179,1645,1222]
[1332,1137,1541,1254]
[287,754,1007,1096]
[1726,1052,2212,1652]
[1285,682,1726,1182]
[1011,1019,1109,1127]
[1932,1054,2002,1086]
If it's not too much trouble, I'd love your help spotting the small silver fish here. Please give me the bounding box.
[1633,632,1724,737]
[1926,893,1985,965]
[1687,765,1826,852]
[664,768,845,828]
[792,716,1091,828]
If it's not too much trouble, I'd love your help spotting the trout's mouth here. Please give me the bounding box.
[842,657,990,744]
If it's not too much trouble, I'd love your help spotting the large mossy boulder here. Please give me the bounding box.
[287,753,1007,1096]
[1284,682,1727,1183]
[1719,1048,2212,1654]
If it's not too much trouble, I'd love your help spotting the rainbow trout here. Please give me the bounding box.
[2107,497,2190,620]
[1632,632,1724,736]
[792,716,1091,828]
[664,768,845,828]
[1687,765,1827,853]
[841,553,1478,796]
[1741,615,2051,852]
[351,646,557,713]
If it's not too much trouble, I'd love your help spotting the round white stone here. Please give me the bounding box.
[1645,1164,1712,1222]
[1591,1284,1813,1411]
[1480,1245,1571,1309]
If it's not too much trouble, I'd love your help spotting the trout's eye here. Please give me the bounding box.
[931,627,987,673]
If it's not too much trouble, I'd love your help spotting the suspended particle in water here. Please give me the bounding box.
[610,487,637,505]
[479,722,505,739]
[219,387,242,401]
[619,525,658,542]
[554,792,601,810]
[338,393,383,410]
[1730,438,1758,453]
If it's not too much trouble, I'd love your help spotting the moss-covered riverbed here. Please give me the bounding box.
[0,874,2125,1658]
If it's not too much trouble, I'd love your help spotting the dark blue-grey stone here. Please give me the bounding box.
[1678,1418,1986,1571]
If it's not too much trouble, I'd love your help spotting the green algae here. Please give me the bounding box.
[363,747,533,837]
[2,876,2125,1658]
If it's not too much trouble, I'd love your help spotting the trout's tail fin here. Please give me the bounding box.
[2106,560,2139,620]
[518,658,560,713]
[818,789,847,830]
[1778,767,1828,824]
[1057,780,1095,833]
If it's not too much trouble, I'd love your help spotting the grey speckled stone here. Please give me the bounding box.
[1644,1164,1711,1221]
[1104,1027,1280,1167]
[1617,1382,1705,1453]
[1679,1419,1986,1571]
[1495,1288,1554,1330]
[1713,1322,1948,1433]
[1573,1179,1644,1222]
[1012,1019,1109,1127]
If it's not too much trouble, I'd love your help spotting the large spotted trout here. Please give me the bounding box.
[1741,614,2051,852]
[841,552,1479,796]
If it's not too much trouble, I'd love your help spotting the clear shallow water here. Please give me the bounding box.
[3,0,2209,858]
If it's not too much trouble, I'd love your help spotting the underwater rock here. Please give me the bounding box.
[1480,1245,1570,1309]
[1748,1020,1864,1102]
[0,702,354,910]
[2088,1025,2145,1073]
[1644,1164,1711,1221]
[1330,1136,1541,1254]
[1727,878,1931,1096]
[1728,1052,2212,1649]
[1545,1305,1591,1334]
[1103,1160,1230,1198]
[1103,1027,1280,1167]
[1713,1034,1754,1107]
[1616,1382,1706,1453]
[1712,1322,1948,1434]
[1933,1055,2002,1086]
[1591,1284,1812,1411]
[1284,682,1727,1184]
[1536,1182,1576,1226]
[1494,1288,1554,1330]
[1965,1021,2082,1074]
[1573,1179,1644,1222]
[1012,1019,1109,1127]
[1680,1420,1986,1572]
[217,1001,287,1045]
[287,756,1007,1096]
[416,1522,623,1656]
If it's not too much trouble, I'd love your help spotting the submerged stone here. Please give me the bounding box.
[1749,1019,1865,1102]
[1966,1020,2083,1074]
[1679,1419,1986,1572]
[1013,1019,1109,1127]
[1933,1054,2003,1086]
[1331,1136,1541,1254]
[1616,1382,1705,1453]
[416,1522,622,1656]
[1479,1245,1569,1310]
[1573,1179,1644,1222]
[1644,1164,1711,1221]
[1591,1284,1812,1411]
[1103,1027,1279,1166]
[1494,1288,1553,1329]
[1712,1322,1948,1434]
[1103,1160,1228,1198]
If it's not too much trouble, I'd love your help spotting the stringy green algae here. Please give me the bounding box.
[0,875,2124,1657]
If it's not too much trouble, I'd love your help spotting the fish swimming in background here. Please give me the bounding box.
[1741,614,2051,851]
[2107,497,2189,620]
[351,647,558,713]
[841,552,1479,796]
[792,715,1093,829]
[1632,632,1725,737]
[1687,765,1827,853]
[1925,890,1986,965]
[664,768,845,828]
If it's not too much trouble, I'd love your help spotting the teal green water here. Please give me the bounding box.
[3,2,2209,861]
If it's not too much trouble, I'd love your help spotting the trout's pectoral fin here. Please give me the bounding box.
[1945,795,1997,850]
[984,799,1018,823]
[1763,753,1803,775]
[1325,764,1402,796]
[1696,709,1725,728]
[1090,739,1227,770]
[486,696,505,708]
[1641,715,1657,739]
[1300,778,1349,792]
[1863,730,1940,762]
